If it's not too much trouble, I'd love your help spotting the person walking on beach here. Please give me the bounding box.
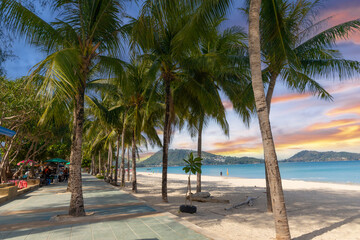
[220,171,222,176]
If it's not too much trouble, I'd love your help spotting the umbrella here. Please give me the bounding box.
[0,126,16,137]
[45,158,69,163]
[17,159,38,166]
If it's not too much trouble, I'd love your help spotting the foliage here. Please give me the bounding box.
[96,175,104,179]
[182,153,202,175]
[81,158,91,168]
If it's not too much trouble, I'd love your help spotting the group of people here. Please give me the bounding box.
[41,166,69,185]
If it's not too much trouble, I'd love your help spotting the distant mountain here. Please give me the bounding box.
[284,150,360,162]
[137,149,264,167]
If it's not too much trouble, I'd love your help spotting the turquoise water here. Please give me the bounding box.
[137,161,360,184]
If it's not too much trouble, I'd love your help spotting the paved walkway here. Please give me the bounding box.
[0,174,209,240]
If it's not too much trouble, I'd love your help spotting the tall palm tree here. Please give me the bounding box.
[242,0,360,212]
[0,0,127,216]
[248,0,291,239]
[130,0,232,202]
[179,23,252,192]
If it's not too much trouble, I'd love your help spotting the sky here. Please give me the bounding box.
[3,0,360,160]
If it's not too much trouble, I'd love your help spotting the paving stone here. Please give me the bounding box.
[0,174,209,240]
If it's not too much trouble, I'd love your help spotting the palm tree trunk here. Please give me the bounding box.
[107,143,111,178]
[120,113,127,187]
[120,131,126,187]
[264,72,278,212]
[98,151,101,175]
[114,135,120,185]
[91,155,95,175]
[196,119,203,193]
[127,147,130,181]
[131,130,137,193]
[248,0,290,239]
[68,91,86,217]
[162,76,171,202]
[110,143,113,180]
[266,72,278,112]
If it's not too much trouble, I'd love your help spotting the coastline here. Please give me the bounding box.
[127,172,360,240]
[137,160,360,185]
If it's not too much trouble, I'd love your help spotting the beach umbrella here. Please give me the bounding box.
[45,158,69,163]
[0,126,16,137]
[17,160,38,166]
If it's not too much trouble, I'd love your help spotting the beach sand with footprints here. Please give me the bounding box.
[127,172,360,240]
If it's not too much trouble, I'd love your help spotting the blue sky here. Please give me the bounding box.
[3,1,360,159]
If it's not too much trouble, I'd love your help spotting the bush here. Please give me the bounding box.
[96,174,104,179]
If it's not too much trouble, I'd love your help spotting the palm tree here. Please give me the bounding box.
[179,22,252,192]
[241,0,360,212]
[248,0,291,239]
[0,0,127,216]
[124,58,163,191]
[130,0,232,202]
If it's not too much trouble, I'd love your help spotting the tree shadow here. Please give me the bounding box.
[293,213,360,240]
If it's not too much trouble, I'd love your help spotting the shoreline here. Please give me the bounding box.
[137,170,360,188]
[128,172,360,240]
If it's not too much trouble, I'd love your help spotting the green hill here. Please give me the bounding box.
[137,149,264,167]
[284,150,360,162]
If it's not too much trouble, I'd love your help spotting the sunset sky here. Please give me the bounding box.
[4,0,360,160]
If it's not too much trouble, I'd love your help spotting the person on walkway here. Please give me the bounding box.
[63,168,69,182]
[44,166,51,185]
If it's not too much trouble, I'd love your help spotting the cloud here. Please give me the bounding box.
[212,136,259,148]
[175,142,196,149]
[318,5,360,45]
[327,103,360,116]
[306,119,359,131]
[273,123,360,151]
[206,117,360,157]
[209,145,263,156]
[222,100,233,110]
[272,93,312,104]
[139,152,156,160]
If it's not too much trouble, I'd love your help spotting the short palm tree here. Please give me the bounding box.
[0,0,127,216]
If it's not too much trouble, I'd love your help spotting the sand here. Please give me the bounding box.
[127,172,360,240]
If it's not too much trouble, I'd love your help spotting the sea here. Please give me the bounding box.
[137,161,360,184]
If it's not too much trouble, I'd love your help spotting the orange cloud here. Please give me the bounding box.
[207,118,360,157]
[306,119,359,131]
[320,7,360,44]
[176,142,196,149]
[327,104,360,116]
[209,145,263,156]
[272,93,312,104]
[328,82,360,94]
[212,136,259,148]
[139,152,156,160]
[274,124,360,151]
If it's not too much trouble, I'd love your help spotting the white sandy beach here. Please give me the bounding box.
[127,172,360,240]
